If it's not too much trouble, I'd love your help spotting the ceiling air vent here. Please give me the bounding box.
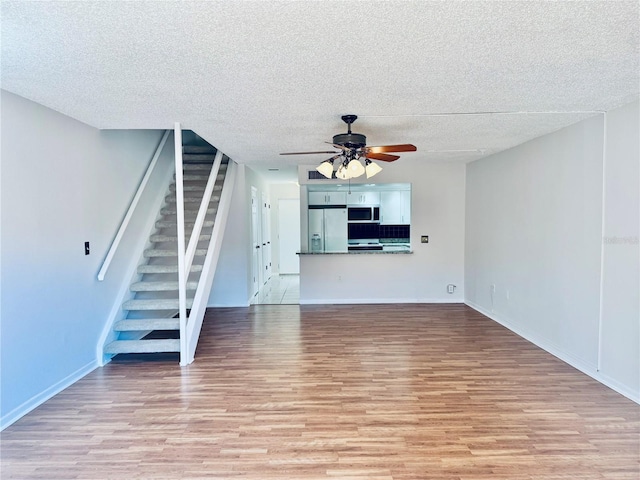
[308,170,336,180]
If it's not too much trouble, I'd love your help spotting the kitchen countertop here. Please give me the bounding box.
[298,250,413,255]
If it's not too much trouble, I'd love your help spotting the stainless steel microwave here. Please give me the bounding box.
[348,206,380,222]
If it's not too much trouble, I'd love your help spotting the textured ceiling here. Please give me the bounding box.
[2,1,638,176]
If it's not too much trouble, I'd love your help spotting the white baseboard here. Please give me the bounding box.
[300,298,464,305]
[465,301,639,404]
[1,360,99,431]
[594,371,640,404]
[207,301,251,308]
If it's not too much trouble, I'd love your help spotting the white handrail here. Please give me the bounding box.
[184,149,223,276]
[174,124,188,365]
[98,130,171,281]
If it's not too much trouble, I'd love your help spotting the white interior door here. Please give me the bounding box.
[261,192,272,283]
[251,187,260,296]
[278,198,300,274]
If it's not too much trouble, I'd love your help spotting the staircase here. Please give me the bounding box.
[104,144,228,356]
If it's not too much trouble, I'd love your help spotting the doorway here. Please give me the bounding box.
[251,196,300,305]
[251,186,260,298]
[261,192,272,281]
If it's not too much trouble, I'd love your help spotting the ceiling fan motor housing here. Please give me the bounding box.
[333,132,366,149]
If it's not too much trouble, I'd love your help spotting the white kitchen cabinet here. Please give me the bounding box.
[346,191,380,206]
[308,191,347,205]
[380,190,411,224]
[401,190,411,224]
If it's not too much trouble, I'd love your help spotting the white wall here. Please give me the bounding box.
[0,90,167,427]
[465,101,639,402]
[207,165,271,306]
[207,165,250,307]
[599,101,639,398]
[298,161,466,303]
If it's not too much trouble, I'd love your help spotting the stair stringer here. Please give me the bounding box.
[184,160,238,364]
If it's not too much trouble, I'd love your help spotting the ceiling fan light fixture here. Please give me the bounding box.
[347,158,365,178]
[365,159,383,178]
[316,159,335,179]
[282,115,416,177]
[335,162,350,180]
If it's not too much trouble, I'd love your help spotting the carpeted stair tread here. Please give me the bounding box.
[183,145,217,154]
[182,153,216,162]
[156,219,215,228]
[180,174,220,181]
[165,195,221,203]
[137,264,203,274]
[123,298,193,310]
[150,233,212,242]
[169,183,222,192]
[130,281,198,292]
[114,318,180,331]
[161,207,217,215]
[182,162,226,170]
[143,248,207,258]
[160,212,218,221]
[169,184,222,192]
[174,173,225,181]
[105,339,180,354]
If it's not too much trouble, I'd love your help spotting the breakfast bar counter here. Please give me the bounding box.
[298,250,412,255]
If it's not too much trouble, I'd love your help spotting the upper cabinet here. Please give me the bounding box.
[346,191,380,206]
[308,191,347,206]
[380,190,411,225]
[308,185,411,225]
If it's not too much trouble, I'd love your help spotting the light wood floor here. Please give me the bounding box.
[2,304,638,479]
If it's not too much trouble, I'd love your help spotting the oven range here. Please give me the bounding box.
[347,242,383,251]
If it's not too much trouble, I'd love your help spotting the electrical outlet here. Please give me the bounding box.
[421,235,429,243]
[447,284,456,294]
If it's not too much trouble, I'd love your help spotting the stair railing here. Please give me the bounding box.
[174,125,188,362]
[185,160,237,364]
[173,123,237,365]
[98,130,171,281]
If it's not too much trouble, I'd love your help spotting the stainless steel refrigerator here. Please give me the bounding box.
[308,207,348,252]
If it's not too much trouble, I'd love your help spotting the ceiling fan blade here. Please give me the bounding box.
[280,150,338,155]
[324,142,351,152]
[365,144,417,153]
[364,152,400,162]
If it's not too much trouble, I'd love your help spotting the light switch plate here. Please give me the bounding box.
[421,235,429,243]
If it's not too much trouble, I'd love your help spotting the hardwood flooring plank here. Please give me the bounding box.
[1,304,638,479]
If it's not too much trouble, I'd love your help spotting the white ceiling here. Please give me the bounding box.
[2,1,638,181]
